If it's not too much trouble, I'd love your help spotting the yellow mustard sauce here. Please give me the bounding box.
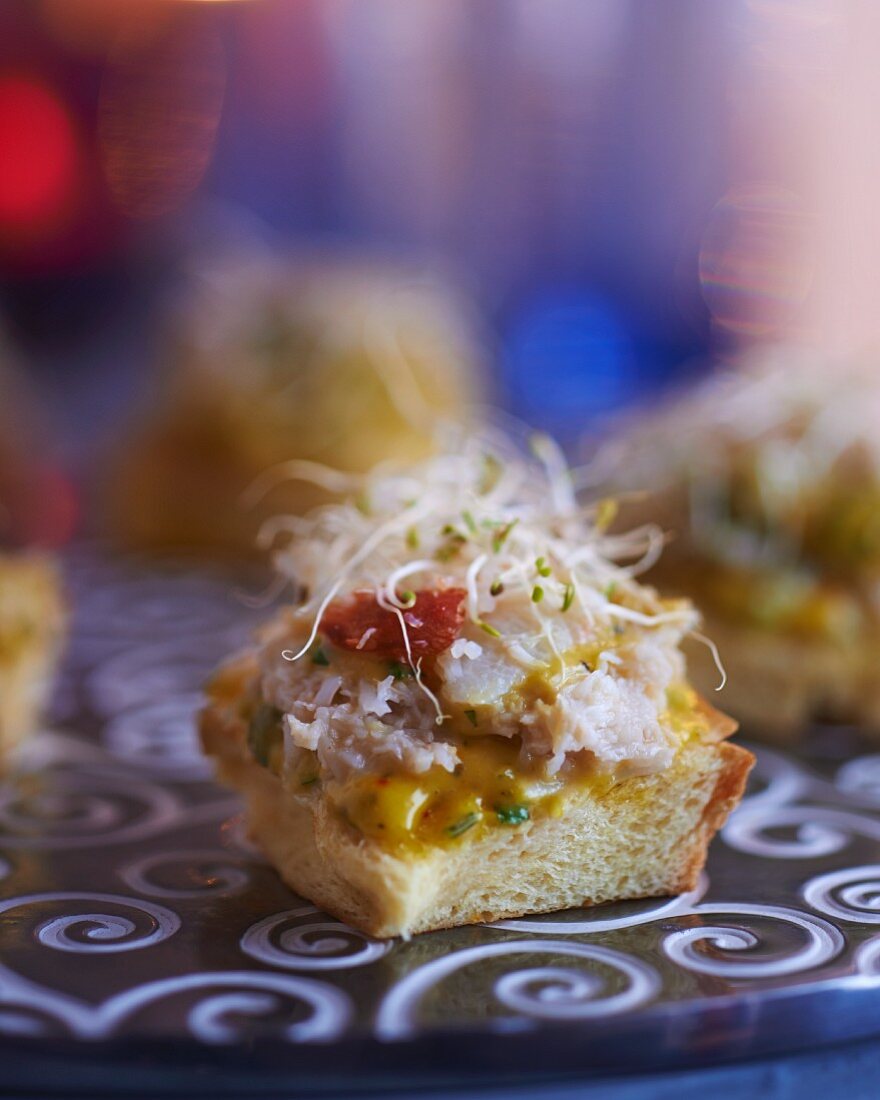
[323,655,707,856]
[326,732,600,852]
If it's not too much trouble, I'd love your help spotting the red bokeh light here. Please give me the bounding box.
[0,74,81,236]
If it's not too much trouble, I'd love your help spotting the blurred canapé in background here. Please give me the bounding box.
[1,0,880,553]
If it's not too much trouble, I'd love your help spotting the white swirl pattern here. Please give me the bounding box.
[0,893,181,954]
[376,941,661,1037]
[802,866,880,925]
[0,768,238,849]
[662,904,844,978]
[836,756,880,807]
[240,906,391,970]
[724,804,880,860]
[118,850,253,899]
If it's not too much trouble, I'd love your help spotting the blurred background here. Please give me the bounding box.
[0,0,873,552]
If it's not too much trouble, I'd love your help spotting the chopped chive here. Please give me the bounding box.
[388,660,414,680]
[464,708,478,727]
[311,646,330,666]
[562,582,575,612]
[495,804,530,826]
[399,589,416,607]
[446,812,480,838]
[355,494,371,516]
[535,556,552,577]
[531,585,544,603]
[406,526,420,550]
[490,579,504,597]
[462,510,477,534]
[492,518,519,553]
[479,621,502,638]
[604,581,618,599]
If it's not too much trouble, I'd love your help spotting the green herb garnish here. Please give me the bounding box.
[388,660,414,680]
[604,581,618,600]
[464,708,478,727]
[462,510,477,534]
[531,585,544,603]
[311,646,330,666]
[490,579,504,597]
[406,526,420,550]
[535,556,552,577]
[562,582,575,612]
[479,621,502,638]
[247,703,283,768]
[446,812,480,838]
[495,804,530,826]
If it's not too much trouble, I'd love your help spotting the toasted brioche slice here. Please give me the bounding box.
[0,553,65,760]
[201,656,753,939]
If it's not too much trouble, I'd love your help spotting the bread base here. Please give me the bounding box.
[684,617,880,738]
[201,689,752,939]
[0,554,65,761]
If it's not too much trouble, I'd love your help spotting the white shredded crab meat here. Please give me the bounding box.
[249,428,710,782]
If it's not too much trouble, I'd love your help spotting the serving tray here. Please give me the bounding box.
[3,548,880,1095]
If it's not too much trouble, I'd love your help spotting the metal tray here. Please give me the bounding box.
[3,549,880,1095]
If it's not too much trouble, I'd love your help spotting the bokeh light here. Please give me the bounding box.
[0,75,81,240]
[502,287,636,435]
[698,184,814,339]
[98,19,226,219]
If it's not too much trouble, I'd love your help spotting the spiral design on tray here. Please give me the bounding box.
[0,767,237,849]
[802,865,880,925]
[240,906,391,970]
[375,941,660,1038]
[105,972,353,1043]
[723,804,880,860]
[88,636,234,717]
[118,849,253,899]
[0,892,180,954]
[835,756,880,807]
[84,574,244,641]
[101,697,212,780]
[662,903,844,978]
[855,936,880,979]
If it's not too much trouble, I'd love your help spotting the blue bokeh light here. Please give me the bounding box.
[501,287,636,437]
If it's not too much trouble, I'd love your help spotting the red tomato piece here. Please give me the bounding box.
[321,588,467,662]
